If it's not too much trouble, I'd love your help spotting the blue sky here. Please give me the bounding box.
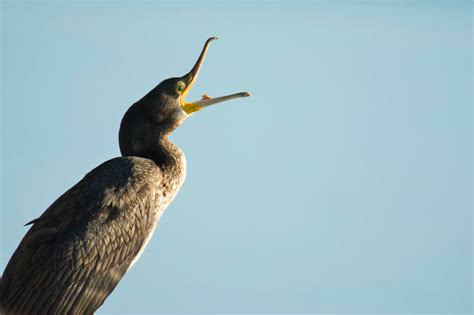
[1,1,472,314]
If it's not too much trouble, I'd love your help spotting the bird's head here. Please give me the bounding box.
[119,37,249,158]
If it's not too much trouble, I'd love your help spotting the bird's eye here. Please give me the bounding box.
[176,82,186,93]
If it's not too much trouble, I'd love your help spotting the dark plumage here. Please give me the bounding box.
[0,37,249,314]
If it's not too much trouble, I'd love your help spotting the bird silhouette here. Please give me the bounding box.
[0,37,249,314]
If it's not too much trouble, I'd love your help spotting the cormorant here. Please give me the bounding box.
[0,37,249,314]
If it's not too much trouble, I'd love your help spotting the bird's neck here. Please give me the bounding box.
[148,137,185,172]
[152,137,187,190]
[120,133,185,175]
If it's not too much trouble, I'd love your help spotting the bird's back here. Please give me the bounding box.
[0,156,180,314]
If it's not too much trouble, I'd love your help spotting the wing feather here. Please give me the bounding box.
[0,157,162,315]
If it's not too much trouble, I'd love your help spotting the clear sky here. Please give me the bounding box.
[1,1,471,314]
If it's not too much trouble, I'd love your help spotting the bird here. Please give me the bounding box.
[0,37,249,314]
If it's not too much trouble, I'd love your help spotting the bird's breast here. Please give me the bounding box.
[128,154,186,270]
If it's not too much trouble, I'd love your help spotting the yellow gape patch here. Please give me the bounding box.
[181,102,203,115]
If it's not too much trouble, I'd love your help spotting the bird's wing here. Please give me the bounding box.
[0,157,162,315]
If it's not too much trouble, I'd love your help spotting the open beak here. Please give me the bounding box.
[180,37,250,115]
